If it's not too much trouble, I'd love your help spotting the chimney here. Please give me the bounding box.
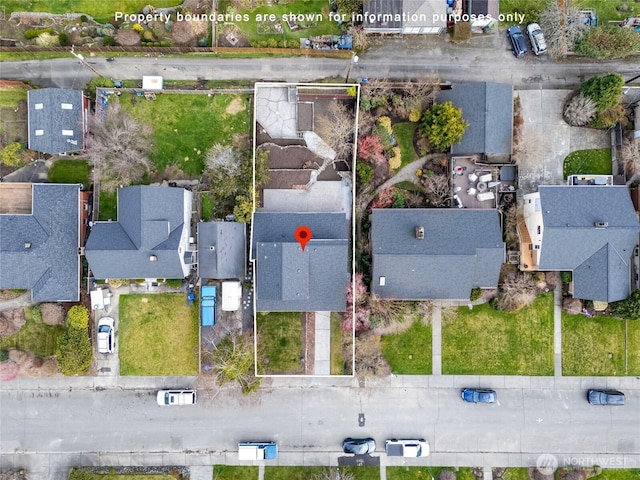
[150,255,158,262]
[24,242,31,249]
[415,226,425,240]
[594,222,608,229]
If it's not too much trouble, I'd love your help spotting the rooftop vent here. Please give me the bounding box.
[150,255,158,262]
[209,245,216,251]
[594,222,608,229]
[415,226,425,240]
[24,242,31,249]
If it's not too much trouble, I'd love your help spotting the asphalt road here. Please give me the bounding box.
[1,36,639,89]
[1,379,639,475]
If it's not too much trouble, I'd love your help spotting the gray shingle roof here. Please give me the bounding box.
[85,186,192,279]
[363,0,446,31]
[251,212,349,312]
[0,184,80,302]
[537,186,639,302]
[197,221,246,280]
[438,82,513,162]
[28,88,85,154]
[371,208,505,300]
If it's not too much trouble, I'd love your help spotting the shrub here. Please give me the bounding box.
[58,32,69,46]
[56,327,92,375]
[563,92,597,126]
[35,32,60,47]
[0,143,26,167]
[388,146,401,169]
[561,272,572,283]
[86,76,114,99]
[579,73,624,112]
[30,305,43,324]
[142,30,155,41]
[24,28,54,39]
[470,288,483,302]
[66,305,89,330]
[576,26,640,59]
[80,15,88,23]
[420,101,469,152]
[347,86,357,97]
[233,193,254,223]
[356,162,373,184]
[357,135,386,165]
[160,39,171,46]
[377,116,392,134]
[409,107,421,123]
[165,279,183,289]
[611,289,640,320]
[102,35,116,46]
[132,23,144,32]
[0,349,9,362]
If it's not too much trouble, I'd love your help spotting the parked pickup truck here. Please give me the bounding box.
[385,439,429,457]
[156,390,197,406]
[238,442,278,460]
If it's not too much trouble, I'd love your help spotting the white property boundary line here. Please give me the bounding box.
[250,81,360,379]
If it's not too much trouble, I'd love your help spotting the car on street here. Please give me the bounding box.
[96,317,114,354]
[587,389,625,405]
[461,388,498,403]
[385,438,429,457]
[507,26,527,58]
[526,23,547,55]
[342,438,376,455]
[156,390,197,406]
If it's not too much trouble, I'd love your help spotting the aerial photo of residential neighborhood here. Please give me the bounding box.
[1,0,640,479]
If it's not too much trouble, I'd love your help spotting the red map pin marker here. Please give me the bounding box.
[294,226,312,251]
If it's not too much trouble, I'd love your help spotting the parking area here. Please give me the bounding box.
[516,89,611,194]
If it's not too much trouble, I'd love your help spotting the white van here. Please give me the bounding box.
[221,281,242,311]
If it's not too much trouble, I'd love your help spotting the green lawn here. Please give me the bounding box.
[201,193,215,221]
[499,0,545,24]
[213,465,259,480]
[2,0,182,24]
[0,87,28,107]
[330,312,345,375]
[257,312,303,374]
[265,467,379,480]
[233,0,340,43]
[562,313,628,376]
[118,294,198,376]
[118,93,251,177]
[381,320,432,374]
[563,148,612,179]
[98,190,118,221]
[0,306,64,357]
[442,294,554,375]
[589,470,640,480]
[502,469,530,480]
[48,159,91,188]
[629,317,640,375]
[392,122,420,168]
[388,467,476,480]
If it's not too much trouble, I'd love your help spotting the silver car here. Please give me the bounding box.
[96,317,114,354]
[526,23,547,55]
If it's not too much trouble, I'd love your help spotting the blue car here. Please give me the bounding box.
[507,26,527,58]
[461,388,497,403]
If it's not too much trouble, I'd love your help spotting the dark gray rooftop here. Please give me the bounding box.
[251,212,349,311]
[371,208,505,300]
[197,221,246,280]
[0,184,80,302]
[438,82,513,162]
[537,185,639,302]
[85,186,192,279]
[28,88,85,154]
[363,0,446,31]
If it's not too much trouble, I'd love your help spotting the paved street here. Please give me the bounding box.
[1,375,639,478]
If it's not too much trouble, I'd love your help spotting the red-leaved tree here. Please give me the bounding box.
[369,187,395,211]
[357,135,386,165]
[342,272,371,332]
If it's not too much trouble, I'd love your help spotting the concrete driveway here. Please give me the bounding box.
[516,90,611,194]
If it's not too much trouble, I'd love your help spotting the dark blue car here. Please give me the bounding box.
[507,26,527,58]
[461,388,498,403]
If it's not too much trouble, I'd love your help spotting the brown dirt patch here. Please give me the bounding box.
[0,289,23,301]
[0,308,26,338]
[8,349,59,377]
[225,96,246,115]
[41,303,65,326]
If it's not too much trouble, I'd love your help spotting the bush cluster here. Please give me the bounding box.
[24,28,54,39]
[576,27,640,59]
[56,306,92,376]
[251,39,299,48]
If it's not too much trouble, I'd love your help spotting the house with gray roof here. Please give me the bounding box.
[0,183,81,302]
[85,186,193,280]
[438,82,513,163]
[363,0,447,34]
[197,221,246,280]
[251,212,349,311]
[28,88,87,154]
[522,185,640,302]
[371,208,505,300]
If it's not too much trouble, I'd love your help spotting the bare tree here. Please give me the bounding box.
[315,100,355,164]
[539,1,588,58]
[420,173,450,207]
[88,103,152,192]
[563,93,597,126]
[345,331,391,377]
[347,25,368,52]
[402,76,441,111]
[622,138,640,185]
[313,468,356,480]
[503,204,520,248]
[205,143,241,176]
[495,272,537,312]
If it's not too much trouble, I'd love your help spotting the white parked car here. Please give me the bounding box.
[526,23,547,55]
[385,438,430,457]
[156,390,197,406]
[96,317,114,354]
